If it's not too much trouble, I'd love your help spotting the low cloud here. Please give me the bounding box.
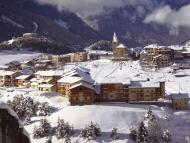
[144,4,190,28]
[35,0,151,17]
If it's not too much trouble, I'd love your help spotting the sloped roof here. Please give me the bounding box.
[35,70,64,76]
[62,67,94,84]
[15,75,31,80]
[171,93,189,100]
[58,76,83,84]
[116,44,127,49]
[129,81,160,88]
[0,70,16,76]
[69,82,94,90]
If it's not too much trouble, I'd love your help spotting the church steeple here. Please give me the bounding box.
[112,32,119,52]
[113,32,118,43]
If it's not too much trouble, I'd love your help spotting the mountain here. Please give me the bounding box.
[0,0,102,51]
[0,33,68,54]
[84,0,190,47]
[1,0,190,51]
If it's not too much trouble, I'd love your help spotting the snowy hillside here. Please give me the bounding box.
[0,50,40,66]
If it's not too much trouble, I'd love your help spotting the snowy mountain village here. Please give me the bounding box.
[1,33,190,143]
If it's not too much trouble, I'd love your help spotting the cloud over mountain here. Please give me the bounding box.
[144,4,190,27]
[35,0,151,17]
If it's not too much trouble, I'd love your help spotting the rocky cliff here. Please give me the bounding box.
[0,103,30,143]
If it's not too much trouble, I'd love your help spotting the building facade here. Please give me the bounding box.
[70,52,88,62]
[171,94,189,110]
[96,81,165,103]
[15,75,34,87]
[97,83,129,102]
[0,71,19,87]
[140,44,173,68]
[69,83,94,105]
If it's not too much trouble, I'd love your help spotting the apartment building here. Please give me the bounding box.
[70,52,88,62]
[171,93,189,110]
[69,82,94,105]
[15,74,34,87]
[30,70,64,90]
[129,81,165,101]
[140,44,173,67]
[0,70,19,86]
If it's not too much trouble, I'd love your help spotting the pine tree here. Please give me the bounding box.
[24,115,31,125]
[110,128,119,140]
[144,106,161,143]
[80,122,101,140]
[129,128,137,141]
[55,118,73,139]
[33,119,51,138]
[144,106,155,121]
[37,102,51,116]
[162,129,172,143]
[136,122,149,143]
[7,95,40,121]
[64,135,72,143]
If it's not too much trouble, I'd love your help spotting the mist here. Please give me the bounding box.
[35,0,151,17]
[144,4,190,28]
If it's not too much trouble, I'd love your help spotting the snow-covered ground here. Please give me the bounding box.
[0,52,190,142]
[0,87,189,143]
[0,50,41,65]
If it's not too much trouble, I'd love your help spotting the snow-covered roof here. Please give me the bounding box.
[87,50,113,55]
[15,75,32,80]
[98,78,131,85]
[30,77,52,83]
[58,76,83,84]
[129,81,160,88]
[38,60,52,63]
[62,67,94,84]
[116,44,127,49]
[35,70,64,77]
[0,65,9,69]
[144,44,168,49]
[0,70,16,76]
[31,82,39,86]
[69,82,94,90]
[171,93,189,100]
[144,44,159,49]
[38,84,55,88]
[8,60,21,66]
[169,45,184,51]
[113,32,118,43]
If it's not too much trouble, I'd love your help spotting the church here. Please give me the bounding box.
[112,33,129,61]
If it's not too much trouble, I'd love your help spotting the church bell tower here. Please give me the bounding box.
[112,32,119,52]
